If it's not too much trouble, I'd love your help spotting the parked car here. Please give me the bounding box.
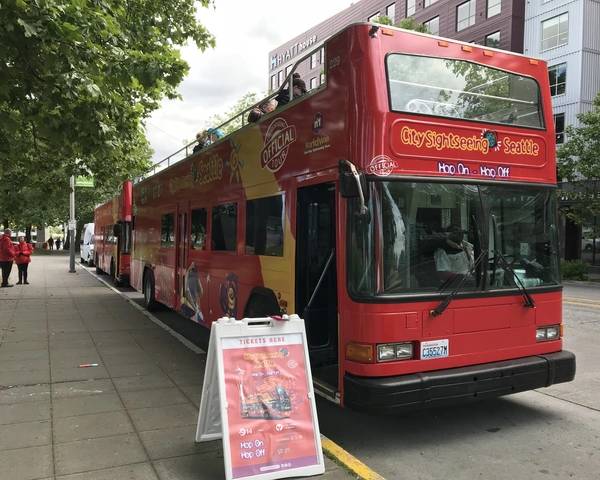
[582,237,599,252]
[80,223,95,265]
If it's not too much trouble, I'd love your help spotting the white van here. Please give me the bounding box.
[80,223,95,265]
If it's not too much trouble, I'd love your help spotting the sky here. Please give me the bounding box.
[146,0,354,164]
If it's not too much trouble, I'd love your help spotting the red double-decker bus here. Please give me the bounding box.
[94,181,133,285]
[126,23,575,412]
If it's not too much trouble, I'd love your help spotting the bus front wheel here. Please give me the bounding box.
[143,270,158,311]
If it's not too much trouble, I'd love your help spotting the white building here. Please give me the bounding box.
[524,0,600,145]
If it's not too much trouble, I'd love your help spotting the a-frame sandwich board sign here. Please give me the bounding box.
[196,315,325,480]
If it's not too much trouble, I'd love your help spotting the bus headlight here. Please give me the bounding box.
[377,342,413,362]
[536,325,560,342]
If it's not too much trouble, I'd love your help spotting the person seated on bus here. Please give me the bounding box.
[206,127,225,144]
[247,107,263,123]
[247,99,278,123]
[434,225,474,282]
[192,131,207,153]
[275,75,307,106]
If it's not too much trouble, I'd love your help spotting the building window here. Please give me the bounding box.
[487,0,501,18]
[245,195,284,256]
[406,0,415,16]
[541,13,569,51]
[554,113,565,144]
[310,52,318,69]
[368,12,380,22]
[424,0,439,7]
[285,65,292,78]
[212,203,237,252]
[485,31,501,48]
[320,73,326,85]
[424,17,439,36]
[310,77,318,90]
[386,3,396,22]
[457,0,476,32]
[270,75,277,91]
[278,70,284,87]
[319,47,325,64]
[548,63,567,96]
[190,208,207,250]
[160,213,175,248]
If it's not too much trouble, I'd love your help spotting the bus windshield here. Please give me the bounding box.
[348,182,559,297]
[386,54,543,128]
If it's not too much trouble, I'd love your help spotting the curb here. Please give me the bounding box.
[321,436,386,480]
[83,264,386,480]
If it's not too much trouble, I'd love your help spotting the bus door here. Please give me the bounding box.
[176,210,189,308]
[296,183,338,389]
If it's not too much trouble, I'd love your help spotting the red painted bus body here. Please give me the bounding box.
[125,24,574,413]
[94,181,133,285]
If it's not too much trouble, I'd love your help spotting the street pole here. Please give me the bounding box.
[69,175,76,273]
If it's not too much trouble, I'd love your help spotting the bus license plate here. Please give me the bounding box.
[421,339,449,360]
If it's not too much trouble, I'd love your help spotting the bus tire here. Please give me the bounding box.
[244,287,281,318]
[143,269,158,311]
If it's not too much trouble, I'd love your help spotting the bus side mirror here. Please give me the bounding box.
[113,223,122,237]
[339,160,369,216]
[339,160,369,200]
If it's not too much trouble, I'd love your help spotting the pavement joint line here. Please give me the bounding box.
[321,435,386,480]
[563,300,600,309]
[83,264,385,480]
[533,389,600,414]
[563,296,600,305]
[82,266,205,354]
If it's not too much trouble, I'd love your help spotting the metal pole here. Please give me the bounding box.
[69,175,76,273]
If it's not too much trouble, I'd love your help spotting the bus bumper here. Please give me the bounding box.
[343,351,576,414]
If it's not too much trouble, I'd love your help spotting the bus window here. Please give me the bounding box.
[160,213,175,248]
[191,208,207,250]
[386,54,543,128]
[212,203,237,251]
[245,195,284,256]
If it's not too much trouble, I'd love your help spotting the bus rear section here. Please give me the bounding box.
[93,181,132,285]
[330,24,575,413]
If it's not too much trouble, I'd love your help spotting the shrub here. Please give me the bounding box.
[560,260,589,280]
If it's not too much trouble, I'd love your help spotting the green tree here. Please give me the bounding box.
[0,0,215,227]
[557,92,600,232]
[372,15,394,26]
[397,17,429,33]
[206,91,262,135]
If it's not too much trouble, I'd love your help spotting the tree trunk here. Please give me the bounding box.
[25,225,32,243]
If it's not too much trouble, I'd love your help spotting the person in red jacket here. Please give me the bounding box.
[15,236,33,285]
[0,228,16,287]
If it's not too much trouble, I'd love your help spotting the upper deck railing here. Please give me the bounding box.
[135,44,325,184]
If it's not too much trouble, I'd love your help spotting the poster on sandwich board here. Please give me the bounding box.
[195,315,325,480]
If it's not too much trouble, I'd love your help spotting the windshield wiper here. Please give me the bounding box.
[494,252,536,308]
[489,213,535,308]
[431,249,488,317]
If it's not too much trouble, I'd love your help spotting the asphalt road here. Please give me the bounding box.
[99,267,599,480]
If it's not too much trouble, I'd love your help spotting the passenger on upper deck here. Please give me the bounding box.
[206,128,225,144]
[247,99,278,123]
[275,74,307,106]
[192,131,206,153]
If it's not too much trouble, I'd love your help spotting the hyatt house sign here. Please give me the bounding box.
[270,35,318,70]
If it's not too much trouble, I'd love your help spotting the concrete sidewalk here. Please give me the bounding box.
[0,255,354,479]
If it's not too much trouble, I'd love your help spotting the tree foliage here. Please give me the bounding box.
[206,91,262,135]
[0,0,215,228]
[397,17,429,34]
[557,92,600,229]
